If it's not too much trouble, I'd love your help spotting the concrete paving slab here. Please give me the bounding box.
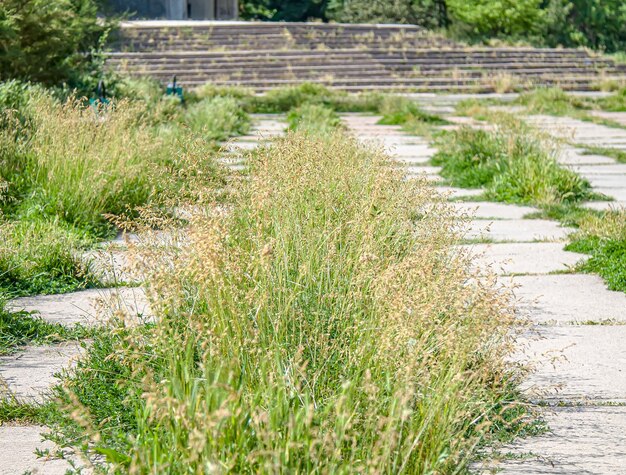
[559,149,617,166]
[511,274,626,324]
[591,111,626,127]
[403,165,442,176]
[435,186,484,199]
[462,243,585,275]
[393,155,432,165]
[594,187,626,201]
[388,144,437,157]
[583,200,626,211]
[0,425,74,475]
[585,174,626,188]
[527,115,626,149]
[453,202,538,220]
[569,164,626,175]
[225,141,259,152]
[466,220,571,242]
[519,326,626,403]
[0,342,83,401]
[6,287,151,326]
[477,406,626,475]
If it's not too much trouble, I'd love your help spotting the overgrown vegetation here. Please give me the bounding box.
[0,306,93,355]
[431,119,592,206]
[0,80,233,297]
[48,130,523,472]
[287,102,343,134]
[566,209,626,292]
[0,0,111,90]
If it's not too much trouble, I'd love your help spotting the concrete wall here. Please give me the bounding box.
[107,0,238,19]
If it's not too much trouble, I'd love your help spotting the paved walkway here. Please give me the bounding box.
[343,112,626,474]
[0,115,286,474]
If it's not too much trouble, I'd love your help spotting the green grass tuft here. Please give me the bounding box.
[432,124,592,206]
[287,102,343,135]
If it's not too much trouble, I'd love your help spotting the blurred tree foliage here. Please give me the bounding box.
[240,0,626,53]
[0,0,111,87]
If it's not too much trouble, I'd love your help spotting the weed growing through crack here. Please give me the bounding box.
[431,119,592,206]
[566,209,626,292]
[0,305,94,355]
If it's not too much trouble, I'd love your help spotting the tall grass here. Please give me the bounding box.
[432,121,592,206]
[55,132,520,473]
[514,87,591,115]
[183,96,250,141]
[0,88,227,295]
[287,102,343,134]
[0,218,97,296]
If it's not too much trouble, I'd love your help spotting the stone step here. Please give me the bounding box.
[108,50,611,62]
[176,74,609,85]
[121,67,616,80]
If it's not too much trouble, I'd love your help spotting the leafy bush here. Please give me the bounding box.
[327,0,449,28]
[446,0,546,40]
[0,0,110,87]
[544,0,626,53]
[432,123,591,205]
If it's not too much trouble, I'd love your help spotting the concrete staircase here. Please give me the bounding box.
[107,21,626,92]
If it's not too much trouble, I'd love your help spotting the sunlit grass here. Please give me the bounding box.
[51,131,522,473]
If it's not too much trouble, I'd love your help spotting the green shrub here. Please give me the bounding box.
[597,88,626,112]
[377,96,448,127]
[0,0,110,87]
[566,210,626,292]
[515,87,592,115]
[250,83,383,113]
[193,83,255,101]
[0,80,50,129]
